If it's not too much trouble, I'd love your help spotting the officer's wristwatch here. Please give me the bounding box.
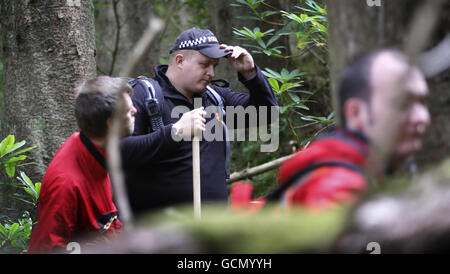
[171,124,181,139]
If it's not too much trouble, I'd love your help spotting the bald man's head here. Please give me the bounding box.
[338,49,408,126]
[338,49,430,166]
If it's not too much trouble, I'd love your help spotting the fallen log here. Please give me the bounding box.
[226,154,295,184]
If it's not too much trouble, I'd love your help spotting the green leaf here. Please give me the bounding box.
[35,183,41,198]
[295,104,310,111]
[267,78,280,93]
[247,0,262,9]
[233,28,257,40]
[5,163,15,178]
[267,21,294,47]
[305,0,327,15]
[262,68,281,79]
[280,68,288,78]
[5,135,15,153]
[0,224,8,238]
[262,29,275,36]
[281,11,302,24]
[8,223,20,238]
[9,146,36,158]
[10,195,35,206]
[262,50,273,56]
[234,0,247,5]
[267,34,281,47]
[269,47,283,55]
[260,10,279,19]
[292,89,314,95]
[0,135,14,157]
[256,38,266,49]
[11,239,26,249]
[288,69,307,79]
[24,188,35,198]
[235,15,260,21]
[18,172,33,187]
[288,92,301,103]
[315,23,327,34]
[301,115,334,124]
[280,82,302,93]
[16,161,36,168]
[254,32,264,39]
[327,112,335,120]
[280,104,294,114]
[242,43,262,50]
[5,155,27,164]
[300,13,311,23]
[264,68,306,83]
[2,140,26,159]
[18,172,39,201]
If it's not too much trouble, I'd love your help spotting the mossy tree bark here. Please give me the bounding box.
[1,0,96,215]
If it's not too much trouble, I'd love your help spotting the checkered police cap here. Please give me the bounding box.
[169,28,231,59]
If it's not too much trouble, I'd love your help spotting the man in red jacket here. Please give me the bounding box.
[28,76,137,253]
[231,49,430,211]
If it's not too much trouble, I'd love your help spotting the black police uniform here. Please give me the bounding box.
[120,64,278,214]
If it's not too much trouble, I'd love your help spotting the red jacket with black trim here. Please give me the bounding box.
[230,128,369,211]
[28,133,122,253]
[277,128,368,210]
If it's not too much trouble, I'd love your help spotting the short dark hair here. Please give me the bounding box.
[74,76,133,139]
[168,49,196,64]
[338,49,406,126]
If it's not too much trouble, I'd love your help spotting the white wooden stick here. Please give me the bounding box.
[192,135,201,219]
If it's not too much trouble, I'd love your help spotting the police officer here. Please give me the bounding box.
[121,28,278,214]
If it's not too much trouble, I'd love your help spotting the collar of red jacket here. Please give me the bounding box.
[278,128,369,183]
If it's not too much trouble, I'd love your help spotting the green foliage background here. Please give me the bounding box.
[0,0,332,253]
[228,0,331,197]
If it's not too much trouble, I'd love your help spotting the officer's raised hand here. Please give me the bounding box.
[220,44,257,80]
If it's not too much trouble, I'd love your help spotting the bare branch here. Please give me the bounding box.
[419,34,450,78]
[106,17,164,231]
[227,154,294,184]
[404,0,446,65]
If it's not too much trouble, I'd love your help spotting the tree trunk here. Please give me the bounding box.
[95,0,154,77]
[1,0,96,213]
[327,0,450,167]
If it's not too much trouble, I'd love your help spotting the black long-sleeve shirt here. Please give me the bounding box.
[121,64,278,214]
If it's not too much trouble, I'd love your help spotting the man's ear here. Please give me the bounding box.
[106,117,112,132]
[175,54,185,68]
[343,98,369,132]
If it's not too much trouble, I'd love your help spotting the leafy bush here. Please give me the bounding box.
[10,172,41,208]
[0,135,39,253]
[232,0,331,142]
[229,0,332,194]
[0,135,36,178]
[0,211,33,253]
